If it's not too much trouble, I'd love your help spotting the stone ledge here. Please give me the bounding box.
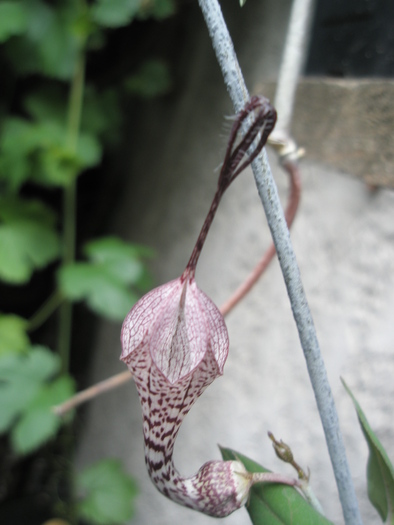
[255,78,394,188]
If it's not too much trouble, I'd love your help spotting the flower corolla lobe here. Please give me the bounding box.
[121,277,229,384]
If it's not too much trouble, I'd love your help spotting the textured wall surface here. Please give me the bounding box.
[76,2,394,524]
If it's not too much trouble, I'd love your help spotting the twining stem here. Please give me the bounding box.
[197,1,362,523]
[182,97,276,281]
[53,370,132,416]
[58,50,86,374]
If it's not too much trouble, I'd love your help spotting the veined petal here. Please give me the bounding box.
[120,279,181,363]
[150,279,208,384]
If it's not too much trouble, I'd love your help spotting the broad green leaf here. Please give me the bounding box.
[221,448,333,525]
[0,347,73,451]
[0,196,57,224]
[0,355,41,432]
[59,237,153,320]
[0,346,60,383]
[20,345,61,381]
[342,379,394,523]
[0,118,40,190]
[12,403,60,454]
[4,0,81,79]
[11,374,75,454]
[84,237,152,283]
[0,346,60,432]
[124,59,171,98]
[91,0,141,28]
[0,1,28,42]
[0,198,60,283]
[0,117,101,188]
[30,122,101,186]
[59,264,138,321]
[77,459,138,525]
[0,314,29,356]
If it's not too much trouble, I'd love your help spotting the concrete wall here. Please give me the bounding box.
[76,2,394,524]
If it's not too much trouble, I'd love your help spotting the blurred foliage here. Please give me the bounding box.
[59,237,154,321]
[0,0,175,522]
[76,459,139,525]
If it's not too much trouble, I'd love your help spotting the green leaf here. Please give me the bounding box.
[91,0,142,28]
[12,403,60,454]
[0,198,60,283]
[0,346,60,433]
[59,263,138,321]
[0,118,39,190]
[342,379,394,523]
[220,448,333,525]
[124,59,171,98]
[81,88,122,145]
[137,0,176,20]
[240,0,248,6]
[23,85,68,126]
[59,237,153,320]
[0,347,74,451]
[0,1,29,42]
[0,314,29,356]
[77,459,138,525]
[84,236,153,283]
[11,374,75,454]
[4,1,82,79]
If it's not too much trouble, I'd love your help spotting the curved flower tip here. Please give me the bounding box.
[120,276,229,384]
[188,459,252,517]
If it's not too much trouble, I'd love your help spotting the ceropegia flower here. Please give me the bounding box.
[120,97,300,517]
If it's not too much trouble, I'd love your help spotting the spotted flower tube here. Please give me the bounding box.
[120,97,301,517]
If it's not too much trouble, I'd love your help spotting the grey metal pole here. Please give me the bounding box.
[198,1,363,523]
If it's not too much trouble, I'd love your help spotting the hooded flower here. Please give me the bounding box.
[121,275,228,384]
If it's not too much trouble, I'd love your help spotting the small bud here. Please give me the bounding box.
[268,431,294,463]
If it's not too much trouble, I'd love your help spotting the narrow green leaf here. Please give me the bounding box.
[221,448,333,525]
[77,459,138,525]
[342,379,394,523]
[0,2,28,42]
[0,314,29,356]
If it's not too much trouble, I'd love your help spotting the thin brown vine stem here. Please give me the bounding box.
[220,159,301,317]
[53,160,300,417]
[53,370,132,416]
